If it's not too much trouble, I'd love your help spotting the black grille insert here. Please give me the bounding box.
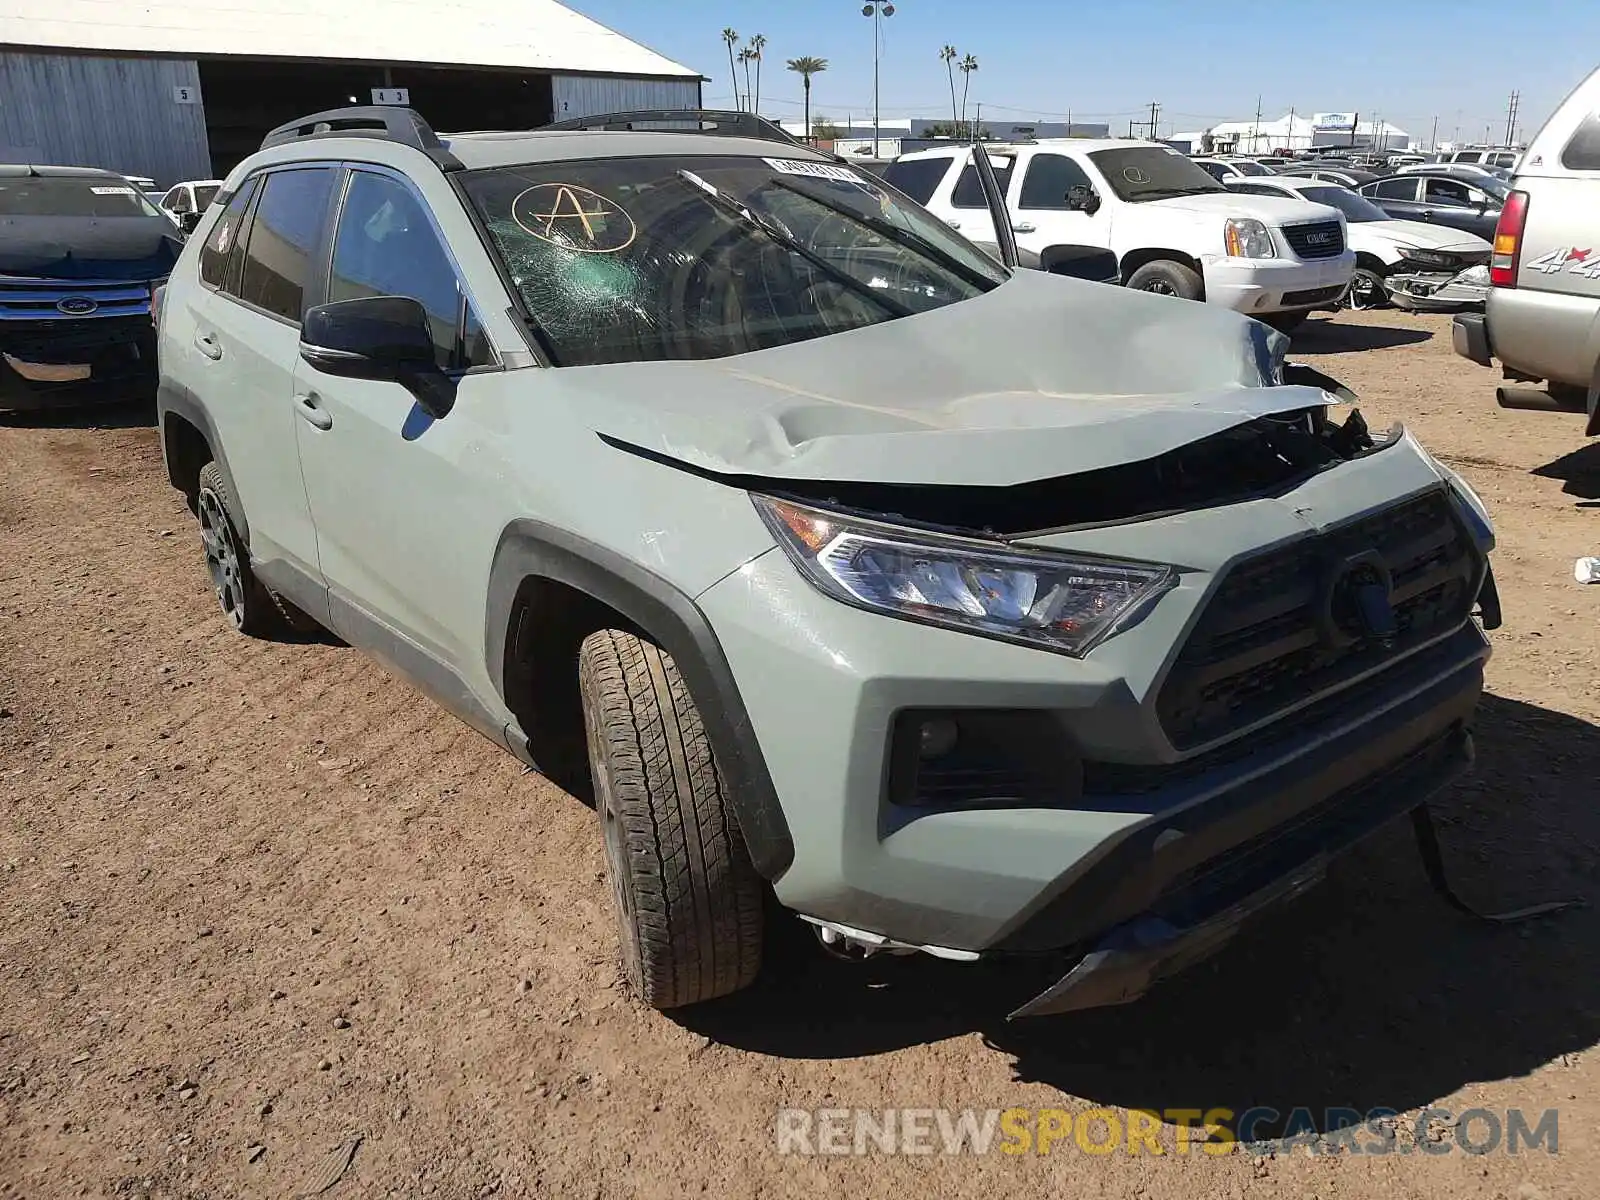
[1156,489,1481,750]
[1281,221,1346,260]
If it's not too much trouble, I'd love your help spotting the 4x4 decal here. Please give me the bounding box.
[1526,246,1600,278]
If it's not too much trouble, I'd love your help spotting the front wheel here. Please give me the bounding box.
[1124,259,1203,300]
[578,629,765,1009]
[1343,266,1389,310]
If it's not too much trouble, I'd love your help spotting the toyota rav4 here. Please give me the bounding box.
[156,107,1501,1017]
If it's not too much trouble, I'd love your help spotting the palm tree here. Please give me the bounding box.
[959,54,980,139]
[739,47,755,117]
[787,57,828,145]
[749,34,768,115]
[721,28,742,110]
[940,46,960,131]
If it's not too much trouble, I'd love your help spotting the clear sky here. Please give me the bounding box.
[574,0,1599,145]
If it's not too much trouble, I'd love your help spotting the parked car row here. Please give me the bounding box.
[885,139,1354,330]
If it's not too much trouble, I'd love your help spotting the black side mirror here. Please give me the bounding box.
[1065,185,1101,215]
[179,211,203,234]
[300,296,454,419]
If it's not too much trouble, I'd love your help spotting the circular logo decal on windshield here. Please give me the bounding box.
[511,183,637,254]
[1122,166,1150,184]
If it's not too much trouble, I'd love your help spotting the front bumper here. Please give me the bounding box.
[1388,267,1490,312]
[1203,251,1355,315]
[1008,659,1478,1015]
[0,317,157,410]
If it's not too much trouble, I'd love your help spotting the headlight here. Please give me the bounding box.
[754,496,1176,656]
[1224,217,1277,259]
[1397,247,1457,270]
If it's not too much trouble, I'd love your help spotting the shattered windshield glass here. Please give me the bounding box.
[461,154,1007,367]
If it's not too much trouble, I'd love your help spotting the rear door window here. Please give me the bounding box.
[880,157,953,204]
[951,158,1015,208]
[199,176,260,292]
[1372,177,1419,200]
[237,167,337,323]
[1561,113,1600,170]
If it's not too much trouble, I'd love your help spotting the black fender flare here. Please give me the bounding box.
[157,380,250,543]
[485,520,794,881]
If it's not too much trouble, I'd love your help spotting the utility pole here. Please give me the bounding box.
[1128,117,1135,138]
[1251,94,1262,154]
[1065,106,1072,136]
[1429,115,1438,152]
[975,101,982,140]
[1503,90,1520,146]
[1147,100,1161,140]
[1350,111,1359,148]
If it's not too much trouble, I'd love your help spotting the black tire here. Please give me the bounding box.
[1124,259,1203,300]
[1264,311,1309,333]
[1343,266,1389,310]
[578,629,764,1009]
[194,462,317,638]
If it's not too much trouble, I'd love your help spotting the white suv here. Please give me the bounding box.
[885,140,1354,330]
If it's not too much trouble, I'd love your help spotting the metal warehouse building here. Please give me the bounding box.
[0,0,704,186]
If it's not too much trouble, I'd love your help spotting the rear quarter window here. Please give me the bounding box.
[1560,113,1600,170]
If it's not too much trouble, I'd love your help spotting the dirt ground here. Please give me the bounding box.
[2,309,1597,1200]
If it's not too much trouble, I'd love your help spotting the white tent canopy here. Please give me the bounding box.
[1205,113,1411,154]
[0,0,700,77]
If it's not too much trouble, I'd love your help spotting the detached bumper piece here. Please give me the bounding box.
[1387,266,1491,313]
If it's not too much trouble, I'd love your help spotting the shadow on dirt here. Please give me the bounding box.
[681,693,1599,1131]
[1532,442,1600,501]
[0,396,156,430]
[1288,319,1434,354]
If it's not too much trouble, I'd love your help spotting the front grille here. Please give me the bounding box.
[1155,489,1481,751]
[0,314,153,361]
[1281,284,1347,306]
[0,277,152,321]
[1280,221,1346,260]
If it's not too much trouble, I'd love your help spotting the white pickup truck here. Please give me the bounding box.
[884,139,1355,330]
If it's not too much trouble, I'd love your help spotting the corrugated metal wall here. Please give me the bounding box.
[0,51,211,186]
[550,75,700,120]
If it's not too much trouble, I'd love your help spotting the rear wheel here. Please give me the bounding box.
[1124,259,1203,300]
[578,629,764,1009]
[194,462,317,638]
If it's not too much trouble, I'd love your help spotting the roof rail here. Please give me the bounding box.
[538,108,812,150]
[259,106,464,170]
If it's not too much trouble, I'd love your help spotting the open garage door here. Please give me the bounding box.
[198,60,555,177]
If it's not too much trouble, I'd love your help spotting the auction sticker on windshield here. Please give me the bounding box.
[90,186,136,195]
[764,159,864,183]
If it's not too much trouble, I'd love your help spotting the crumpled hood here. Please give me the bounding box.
[0,216,181,281]
[566,269,1334,487]
[1364,220,1492,255]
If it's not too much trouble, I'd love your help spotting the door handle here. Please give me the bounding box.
[294,392,333,431]
[944,217,961,229]
[1418,209,1434,219]
[193,332,223,361]
[1011,222,1037,233]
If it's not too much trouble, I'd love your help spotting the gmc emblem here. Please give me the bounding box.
[1305,231,1334,246]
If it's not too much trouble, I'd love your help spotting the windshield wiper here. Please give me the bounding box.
[1134,186,1224,199]
[765,177,1000,290]
[675,170,911,318]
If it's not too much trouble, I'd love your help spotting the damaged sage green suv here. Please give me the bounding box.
[156,107,1502,1017]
